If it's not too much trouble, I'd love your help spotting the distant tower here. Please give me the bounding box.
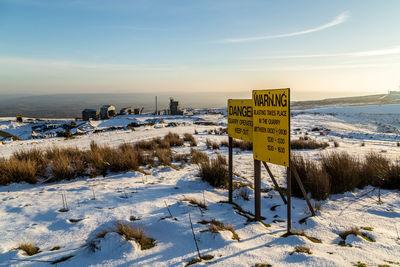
[155,96,158,115]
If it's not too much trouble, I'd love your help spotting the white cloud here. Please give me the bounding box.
[222,11,349,43]
[258,46,400,59]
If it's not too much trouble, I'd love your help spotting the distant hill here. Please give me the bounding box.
[292,92,400,110]
[1,92,398,118]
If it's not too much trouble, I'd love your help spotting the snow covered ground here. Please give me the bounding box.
[0,105,400,266]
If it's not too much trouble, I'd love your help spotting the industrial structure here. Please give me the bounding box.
[82,109,99,121]
[100,105,116,120]
[120,107,133,115]
[169,98,183,115]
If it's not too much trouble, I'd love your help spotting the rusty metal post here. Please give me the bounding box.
[254,159,261,221]
[228,136,233,203]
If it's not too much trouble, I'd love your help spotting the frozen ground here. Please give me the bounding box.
[0,105,400,266]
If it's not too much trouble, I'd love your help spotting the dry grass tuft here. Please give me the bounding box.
[182,197,207,209]
[205,139,219,150]
[88,222,155,251]
[291,139,329,150]
[360,152,389,188]
[293,151,400,199]
[12,148,46,177]
[198,154,228,188]
[291,155,330,200]
[17,243,40,256]
[50,154,75,181]
[115,221,156,250]
[334,140,340,147]
[190,148,209,165]
[173,153,190,163]
[185,255,214,266]
[220,139,252,151]
[282,229,322,243]
[155,148,172,166]
[183,133,197,146]
[164,132,184,147]
[339,227,360,240]
[1,158,37,185]
[292,245,312,255]
[199,219,240,241]
[322,152,360,194]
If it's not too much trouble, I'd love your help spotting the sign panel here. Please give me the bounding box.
[252,89,290,167]
[227,99,253,142]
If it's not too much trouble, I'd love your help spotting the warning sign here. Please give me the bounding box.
[227,99,253,142]
[252,89,290,167]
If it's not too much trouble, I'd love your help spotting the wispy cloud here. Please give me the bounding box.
[0,57,187,71]
[259,46,400,59]
[222,11,349,43]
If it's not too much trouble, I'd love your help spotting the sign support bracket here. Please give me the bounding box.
[262,161,287,204]
[291,164,316,216]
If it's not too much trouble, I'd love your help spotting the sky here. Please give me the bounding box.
[0,0,399,101]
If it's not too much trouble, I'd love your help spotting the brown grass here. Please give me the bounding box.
[292,245,312,255]
[164,132,184,147]
[198,154,228,188]
[12,148,46,177]
[205,139,219,150]
[88,222,156,251]
[155,148,172,166]
[334,140,340,147]
[291,155,330,200]
[199,219,239,241]
[322,152,360,194]
[182,197,207,209]
[382,162,400,189]
[220,139,252,151]
[17,243,40,256]
[339,227,360,240]
[291,139,329,150]
[190,149,209,164]
[293,151,400,199]
[1,159,37,185]
[359,152,389,188]
[50,154,75,181]
[183,133,197,146]
[115,221,156,249]
[282,229,322,243]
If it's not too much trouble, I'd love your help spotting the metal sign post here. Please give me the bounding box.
[228,136,233,203]
[287,166,291,232]
[227,99,253,205]
[252,88,291,229]
[287,89,292,233]
[254,159,261,221]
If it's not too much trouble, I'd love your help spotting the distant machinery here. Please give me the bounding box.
[82,109,99,121]
[100,105,116,120]
[16,115,23,123]
[134,107,144,115]
[82,105,142,121]
[120,107,133,115]
[169,98,183,115]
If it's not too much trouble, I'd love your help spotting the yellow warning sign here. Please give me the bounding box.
[227,99,253,142]
[252,89,290,167]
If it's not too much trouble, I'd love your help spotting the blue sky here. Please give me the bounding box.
[0,0,399,100]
